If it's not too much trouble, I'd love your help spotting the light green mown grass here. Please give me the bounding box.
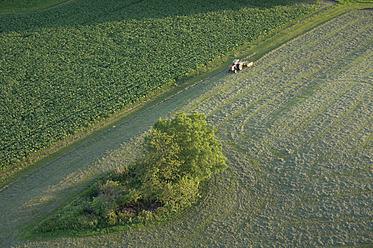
[8,8,372,247]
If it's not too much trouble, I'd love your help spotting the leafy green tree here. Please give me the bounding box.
[34,112,227,233]
[139,112,227,209]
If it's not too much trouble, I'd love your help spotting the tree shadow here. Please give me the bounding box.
[0,0,307,33]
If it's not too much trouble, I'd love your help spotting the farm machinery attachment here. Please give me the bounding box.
[228,59,253,73]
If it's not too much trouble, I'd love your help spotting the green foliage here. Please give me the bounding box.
[34,112,226,234]
[140,112,227,207]
[0,0,71,15]
[91,180,123,219]
[34,197,98,233]
[0,0,322,176]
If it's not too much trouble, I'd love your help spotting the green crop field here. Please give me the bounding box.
[0,0,72,15]
[0,0,324,179]
[0,6,371,247]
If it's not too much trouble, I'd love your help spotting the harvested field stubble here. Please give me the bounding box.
[174,9,373,247]
[4,9,373,248]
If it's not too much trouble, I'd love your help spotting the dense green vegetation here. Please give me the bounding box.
[0,0,323,180]
[0,0,370,16]
[0,0,72,15]
[33,112,227,234]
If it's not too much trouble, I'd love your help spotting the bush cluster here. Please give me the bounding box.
[34,112,227,233]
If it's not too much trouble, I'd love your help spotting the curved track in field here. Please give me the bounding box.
[1,8,372,248]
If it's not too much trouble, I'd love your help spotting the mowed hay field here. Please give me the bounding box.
[9,9,372,247]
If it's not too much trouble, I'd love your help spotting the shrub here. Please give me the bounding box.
[34,112,227,233]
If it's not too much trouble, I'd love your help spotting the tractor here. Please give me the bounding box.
[228,59,253,73]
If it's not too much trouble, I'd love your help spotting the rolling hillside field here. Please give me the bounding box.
[0,7,371,247]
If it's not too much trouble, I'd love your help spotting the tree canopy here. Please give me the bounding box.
[139,112,227,209]
[35,112,227,233]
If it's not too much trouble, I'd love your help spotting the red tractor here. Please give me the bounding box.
[229,59,253,73]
